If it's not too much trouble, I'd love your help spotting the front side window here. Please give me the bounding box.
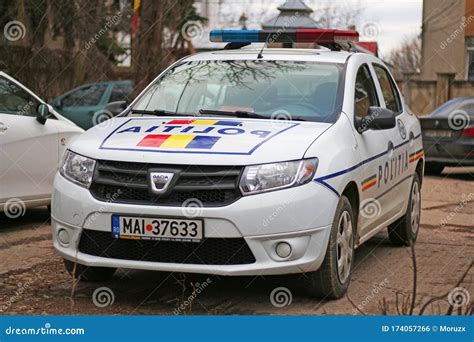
[373,64,402,113]
[62,84,108,107]
[132,60,344,123]
[0,76,39,117]
[354,64,378,118]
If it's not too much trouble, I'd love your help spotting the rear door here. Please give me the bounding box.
[0,75,58,204]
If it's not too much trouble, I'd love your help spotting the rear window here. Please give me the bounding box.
[132,60,344,123]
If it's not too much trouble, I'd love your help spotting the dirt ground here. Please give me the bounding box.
[0,167,472,315]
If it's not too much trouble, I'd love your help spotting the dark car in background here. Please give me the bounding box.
[420,97,474,174]
[50,80,133,130]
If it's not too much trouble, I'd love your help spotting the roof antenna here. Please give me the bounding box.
[257,10,283,59]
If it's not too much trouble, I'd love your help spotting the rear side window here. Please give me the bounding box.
[62,84,108,107]
[109,83,133,103]
[354,64,378,118]
[373,65,402,114]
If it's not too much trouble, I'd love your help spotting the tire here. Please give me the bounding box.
[64,259,116,282]
[424,162,444,175]
[306,196,355,299]
[388,173,421,246]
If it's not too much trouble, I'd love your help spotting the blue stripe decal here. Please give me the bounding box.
[313,132,422,194]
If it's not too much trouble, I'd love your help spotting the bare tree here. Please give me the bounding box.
[387,35,421,79]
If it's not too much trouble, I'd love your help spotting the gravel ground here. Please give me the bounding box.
[0,167,472,315]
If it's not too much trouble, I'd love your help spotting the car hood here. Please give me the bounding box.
[69,116,330,165]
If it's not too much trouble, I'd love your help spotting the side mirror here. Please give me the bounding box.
[36,103,52,124]
[104,101,128,116]
[355,106,396,133]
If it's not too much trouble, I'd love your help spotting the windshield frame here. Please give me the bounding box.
[124,58,347,124]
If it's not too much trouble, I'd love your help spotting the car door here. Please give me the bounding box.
[0,75,59,204]
[56,83,109,130]
[351,63,395,237]
[372,63,411,217]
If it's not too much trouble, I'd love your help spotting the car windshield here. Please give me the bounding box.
[131,60,343,123]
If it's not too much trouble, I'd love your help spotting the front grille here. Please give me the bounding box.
[78,229,256,265]
[90,160,243,206]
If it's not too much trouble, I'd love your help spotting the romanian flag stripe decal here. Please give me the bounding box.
[166,119,241,126]
[137,134,220,149]
[409,149,424,163]
[361,174,377,191]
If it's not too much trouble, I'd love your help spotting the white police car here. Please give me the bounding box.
[52,29,424,298]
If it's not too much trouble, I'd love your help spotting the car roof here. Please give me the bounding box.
[184,47,353,64]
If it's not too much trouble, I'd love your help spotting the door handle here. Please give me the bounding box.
[387,141,394,151]
[0,123,8,133]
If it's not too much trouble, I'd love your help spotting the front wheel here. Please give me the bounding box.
[306,196,355,299]
[388,173,421,246]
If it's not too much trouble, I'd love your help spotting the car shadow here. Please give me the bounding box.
[0,207,50,231]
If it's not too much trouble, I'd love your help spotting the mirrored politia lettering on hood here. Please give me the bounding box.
[99,118,300,155]
[117,125,272,138]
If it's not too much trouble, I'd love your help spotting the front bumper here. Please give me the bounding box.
[51,174,337,276]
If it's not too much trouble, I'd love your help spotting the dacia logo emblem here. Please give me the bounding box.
[149,172,174,194]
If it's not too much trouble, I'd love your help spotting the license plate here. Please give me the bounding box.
[111,215,203,242]
[424,130,452,138]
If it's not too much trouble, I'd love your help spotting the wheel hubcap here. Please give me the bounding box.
[410,181,421,234]
[336,211,353,284]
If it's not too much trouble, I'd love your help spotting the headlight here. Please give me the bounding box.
[60,150,96,188]
[239,158,318,195]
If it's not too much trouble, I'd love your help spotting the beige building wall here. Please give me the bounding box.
[421,0,467,80]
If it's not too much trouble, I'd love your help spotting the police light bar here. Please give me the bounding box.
[210,29,359,49]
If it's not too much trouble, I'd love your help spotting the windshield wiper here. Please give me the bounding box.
[198,109,268,119]
[129,109,185,117]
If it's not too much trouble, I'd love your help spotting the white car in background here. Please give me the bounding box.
[0,72,83,215]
